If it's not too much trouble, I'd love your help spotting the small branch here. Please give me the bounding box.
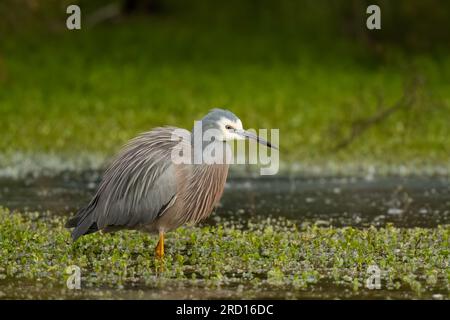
[85,3,122,28]
[333,76,423,151]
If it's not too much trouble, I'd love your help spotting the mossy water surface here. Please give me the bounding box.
[0,208,448,299]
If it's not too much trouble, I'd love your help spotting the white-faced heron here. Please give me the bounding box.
[66,109,277,257]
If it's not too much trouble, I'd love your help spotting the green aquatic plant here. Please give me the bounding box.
[0,207,448,299]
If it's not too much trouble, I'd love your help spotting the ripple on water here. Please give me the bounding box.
[0,173,449,228]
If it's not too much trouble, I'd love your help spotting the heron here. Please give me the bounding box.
[66,108,277,257]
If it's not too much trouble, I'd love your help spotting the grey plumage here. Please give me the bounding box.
[66,127,183,240]
[66,109,276,256]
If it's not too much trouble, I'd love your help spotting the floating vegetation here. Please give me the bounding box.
[0,207,448,299]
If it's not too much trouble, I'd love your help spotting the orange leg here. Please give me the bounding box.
[155,231,165,258]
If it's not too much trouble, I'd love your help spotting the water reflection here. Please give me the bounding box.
[0,172,448,228]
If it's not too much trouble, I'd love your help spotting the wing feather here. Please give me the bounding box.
[67,126,190,240]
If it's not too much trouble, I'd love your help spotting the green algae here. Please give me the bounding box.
[0,207,448,299]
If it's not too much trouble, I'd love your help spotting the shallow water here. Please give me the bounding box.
[1,172,449,228]
[2,278,447,300]
[0,172,449,300]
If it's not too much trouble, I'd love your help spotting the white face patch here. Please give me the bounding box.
[217,117,244,141]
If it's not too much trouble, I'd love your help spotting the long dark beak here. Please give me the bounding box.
[235,129,278,150]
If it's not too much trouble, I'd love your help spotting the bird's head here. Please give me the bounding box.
[199,108,278,149]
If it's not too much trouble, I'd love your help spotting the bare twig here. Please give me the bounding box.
[85,3,122,27]
[333,76,423,151]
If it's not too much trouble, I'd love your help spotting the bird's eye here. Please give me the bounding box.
[225,125,233,130]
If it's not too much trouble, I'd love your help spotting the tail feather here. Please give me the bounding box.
[66,202,99,241]
[65,214,82,228]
